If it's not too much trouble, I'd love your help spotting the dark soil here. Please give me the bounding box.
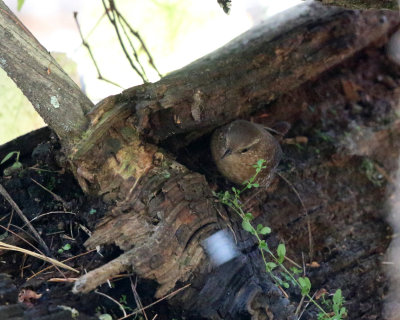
[0,128,170,319]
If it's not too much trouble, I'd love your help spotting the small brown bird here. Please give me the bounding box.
[211,120,282,186]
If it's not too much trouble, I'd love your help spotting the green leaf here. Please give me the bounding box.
[265,262,277,272]
[290,267,302,275]
[1,151,18,164]
[259,240,268,250]
[62,243,71,251]
[333,289,343,305]
[259,226,271,235]
[277,244,286,263]
[282,281,289,289]
[281,272,297,286]
[17,0,25,11]
[245,212,254,220]
[242,220,253,233]
[256,159,266,167]
[89,208,97,215]
[11,162,22,170]
[298,277,311,296]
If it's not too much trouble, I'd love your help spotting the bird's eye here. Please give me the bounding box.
[241,148,249,153]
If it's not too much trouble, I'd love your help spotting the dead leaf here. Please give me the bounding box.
[18,289,42,305]
[307,261,320,268]
[341,79,361,102]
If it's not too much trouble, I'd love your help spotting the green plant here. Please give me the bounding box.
[119,294,133,312]
[318,289,346,320]
[314,129,333,143]
[216,159,347,319]
[360,158,383,187]
[1,151,23,176]
[57,243,71,254]
[17,0,25,11]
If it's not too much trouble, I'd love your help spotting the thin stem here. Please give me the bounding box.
[73,11,123,88]
[102,0,147,83]
[219,159,331,317]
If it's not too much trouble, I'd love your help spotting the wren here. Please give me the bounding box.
[211,120,282,186]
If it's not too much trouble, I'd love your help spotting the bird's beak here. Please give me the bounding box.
[221,149,232,159]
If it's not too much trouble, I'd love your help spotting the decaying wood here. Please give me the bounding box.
[65,3,400,319]
[118,4,398,148]
[2,0,400,318]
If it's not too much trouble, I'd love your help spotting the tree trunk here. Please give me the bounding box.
[0,1,92,146]
[1,1,399,318]
[316,0,398,10]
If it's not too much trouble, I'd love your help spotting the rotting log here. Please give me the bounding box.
[121,3,398,148]
[1,0,400,318]
[68,4,400,320]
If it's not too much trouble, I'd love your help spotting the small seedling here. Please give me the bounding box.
[217,159,347,319]
[318,289,346,320]
[119,294,133,312]
[1,151,23,176]
[360,158,383,187]
[57,243,71,254]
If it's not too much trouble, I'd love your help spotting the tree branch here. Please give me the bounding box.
[316,0,398,10]
[0,1,93,146]
[98,2,399,147]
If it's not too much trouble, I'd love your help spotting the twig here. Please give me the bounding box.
[7,207,14,230]
[116,12,148,80]
[298,290,318,320]
[118,284,191,320]
[0,183,50,255]
[85,11,107,39]
[130,277,148,320]
[48,277,78,282]
[295,253,307,317]
[27,249,96,281]
[0,241,78,273]
[102,0,148,83]
[284,255,302,269]
[95,290,127,317]
[277,173,314,261]
[30,178,69,209]
[116,12,162,78]
[29,211,76,223]
[0,224,68,279]
[295,295,306,317]
[73,11,123,88]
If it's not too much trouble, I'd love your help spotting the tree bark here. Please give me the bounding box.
[0,1,92,146]
[100,3,398,149]
[316,0,398,10]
